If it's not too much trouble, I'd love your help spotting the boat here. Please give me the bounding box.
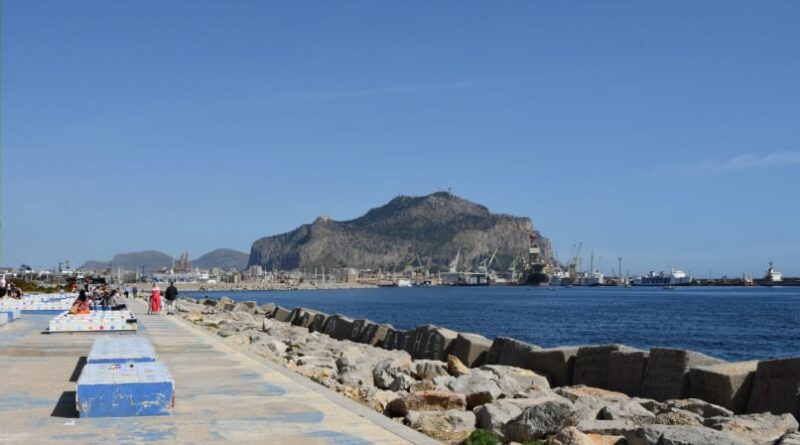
[521,233,551,286]
[580,270,605,286]
[755,262,800,286]
[395,279,412,288]
[632,269,692,286]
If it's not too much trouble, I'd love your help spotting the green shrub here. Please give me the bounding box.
[464,429,502,445]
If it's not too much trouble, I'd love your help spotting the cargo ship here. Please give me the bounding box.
[755,262,800,287]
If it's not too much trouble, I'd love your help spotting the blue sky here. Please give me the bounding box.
[2,1,798,277]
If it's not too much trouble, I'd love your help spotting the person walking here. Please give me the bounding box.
[124,285,131,299]
[132,285,138,299]
[165,281,178,315]
[149,284,161,315]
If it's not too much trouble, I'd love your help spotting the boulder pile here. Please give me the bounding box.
[176,297,800,445]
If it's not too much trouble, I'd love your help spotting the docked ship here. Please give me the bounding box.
[580,270,605,286]
[755,262,800,286]
[522,233,550,286]
[632,269,692,286]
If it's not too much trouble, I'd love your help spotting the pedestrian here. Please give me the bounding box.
[132,285,138,299]
[165,281,178,315]
[149,284,161,315]
[124,284,131,299]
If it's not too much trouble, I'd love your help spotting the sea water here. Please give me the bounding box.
[184,286,800,361]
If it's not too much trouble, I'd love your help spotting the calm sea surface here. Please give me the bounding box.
[183,286,800,362]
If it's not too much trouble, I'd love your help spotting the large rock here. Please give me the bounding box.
[747,357,800,418]
[780,433,800,445]
[640,348,725,401]
[704,412,799,445]
[448,369,503,408]
[607,349,649,397]
[388,390,466,416]
[475,399,527,440]
[451,333,492,367]
[688,360,756,414]
[529,347,579,387]
[556,386,634,422]
[625,425,753,445]
[412,360,450,380]
[404,410,476,443]
[577,419,639,437]
[486,337,542,369]
[505,398,581,442]
[359,323,392,346]
[481,364,551,395]
[546,427,604,445]
[447,354,471,377]
[322,314,355,340]
[573,344,637,389]
[665,399,732,418]
[597,401,656,424]
[373,357,413,390]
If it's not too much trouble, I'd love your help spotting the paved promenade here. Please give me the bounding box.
[0,301,438,444]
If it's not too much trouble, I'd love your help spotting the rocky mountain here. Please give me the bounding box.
[82,250,173,273]
[189,248,248,270]
[248,192,555,272]
[83,248,249,272]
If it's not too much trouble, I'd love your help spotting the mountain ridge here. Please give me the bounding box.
[248,192,554,272]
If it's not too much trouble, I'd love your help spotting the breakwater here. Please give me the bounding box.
[175,296,800,444]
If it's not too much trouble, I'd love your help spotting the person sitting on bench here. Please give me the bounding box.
[70,291,91,315]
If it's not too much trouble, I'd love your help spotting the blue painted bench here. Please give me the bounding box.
[0,309,21,323]
[77,361,174,417]
[87,336,157,364]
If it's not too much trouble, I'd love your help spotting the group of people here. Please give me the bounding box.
[148,282,178,315]
[0,275,24,299]
[69,284,128,314]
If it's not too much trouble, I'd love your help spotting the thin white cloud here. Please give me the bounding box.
[651,151,800,177]
[285,76,534,102]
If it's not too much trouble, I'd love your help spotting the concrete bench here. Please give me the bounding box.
[48,310,138,333]
[77,361,175,417]
[0,309,21,323]
[87,337,158,365]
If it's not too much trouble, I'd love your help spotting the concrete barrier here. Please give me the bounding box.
[486,337,542,369]
[308,313,329,333]
[423,327,458,361]
[746,357,800,417]
[689,360,757,414]
[573,344,637,389]
[349,319,374,342]
[289,307,323,328]
[641,348,726,401]
[607,348,648,397]
[323,315,357,341]
[451,333,492,367]
[382,328,410,351]
[359,323,393,346]
[269,306,293,323]
[77,362,174,417]
[405,325,437,358]
[528,347,579,387]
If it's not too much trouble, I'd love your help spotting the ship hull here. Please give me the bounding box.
[523,273,551,286]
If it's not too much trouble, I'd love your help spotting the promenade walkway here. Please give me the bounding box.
[0,301,438,444]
